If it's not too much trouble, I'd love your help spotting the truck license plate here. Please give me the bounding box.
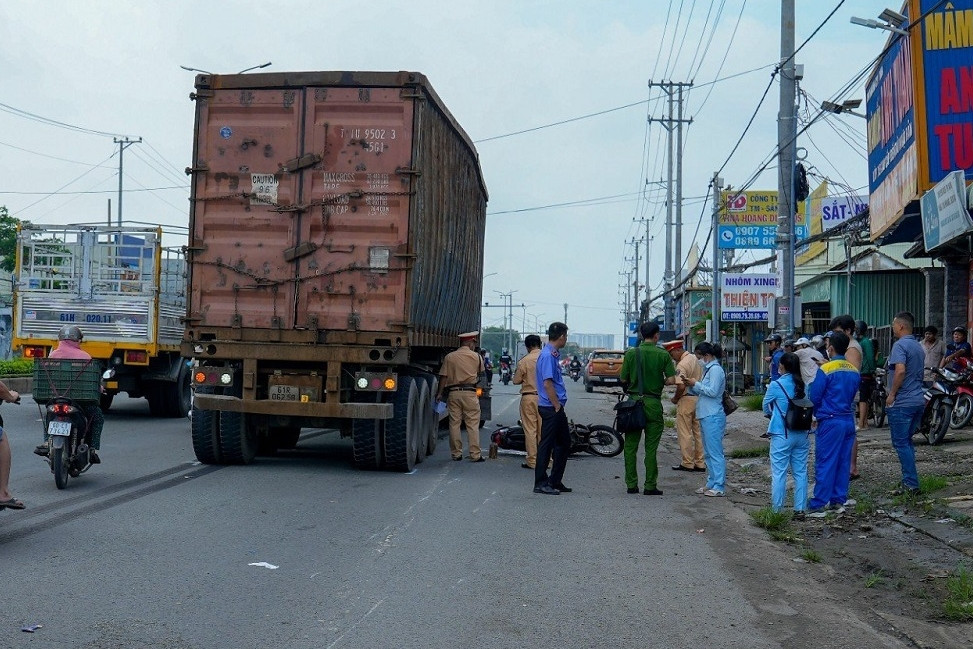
[269,385,300,401]
[602,377,618,383]
[48,420,72,437]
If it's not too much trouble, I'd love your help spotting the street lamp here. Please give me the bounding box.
[179,65,213,74]
[238,61,272,74]
[821,99,866,119]
[850,8,909,36]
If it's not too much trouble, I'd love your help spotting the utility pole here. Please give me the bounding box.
[711,173,724,342]
[631,236,642,321]
[113,136,142,227]
[776,1,797,335]
[647,80,692,331]
[563,302,568,327]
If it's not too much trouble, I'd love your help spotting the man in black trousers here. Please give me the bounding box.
[534,322,572,495]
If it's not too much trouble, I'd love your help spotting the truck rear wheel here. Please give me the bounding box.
[352,393,384,469]
[100,393,114,412]
[385,376,418,472]
[191,398,222,464]
[426,377,439,456]
[146,385,166,417]
[415,381,430,464]
[219,411,256,464]
[165,364,192,418]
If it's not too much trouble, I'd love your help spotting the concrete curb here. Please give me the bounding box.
[2,377,31,394]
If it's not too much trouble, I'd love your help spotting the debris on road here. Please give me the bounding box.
[248,562,279,570]
[21,624,42,633]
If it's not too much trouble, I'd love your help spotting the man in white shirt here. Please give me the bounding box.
[794,337,824,387]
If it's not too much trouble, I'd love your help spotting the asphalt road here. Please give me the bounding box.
[1,379,789,648]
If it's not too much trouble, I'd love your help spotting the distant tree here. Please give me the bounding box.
[0,206,17,272]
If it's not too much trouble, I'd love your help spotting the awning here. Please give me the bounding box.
[872,200,922,246]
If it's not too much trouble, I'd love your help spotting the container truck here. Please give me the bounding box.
[184,70,489,471]
[13,224,191,417]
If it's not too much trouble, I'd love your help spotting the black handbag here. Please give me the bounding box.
[721,390,739,415]
[614,346,647,433]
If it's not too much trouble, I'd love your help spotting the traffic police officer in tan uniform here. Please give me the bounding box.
[436,331,486,462]
[513,334,542,469]
[664,339,705,472]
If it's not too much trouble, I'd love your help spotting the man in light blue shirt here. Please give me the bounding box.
[885,311,924,493]
[534,322,570,495]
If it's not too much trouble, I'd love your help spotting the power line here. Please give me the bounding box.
[0,139,112,167]
[0,185,188,195]
[0,101,131,138]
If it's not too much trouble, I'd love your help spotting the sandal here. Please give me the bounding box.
[0,497,26,510]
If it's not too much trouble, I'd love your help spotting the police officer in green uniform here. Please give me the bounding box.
[619,321,677,495]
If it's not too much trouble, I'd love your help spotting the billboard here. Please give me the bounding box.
[868,1,973,241]
[866,3,918,240]
[720,274,778,322]
[913,0,973,188]
[718,190,806,249]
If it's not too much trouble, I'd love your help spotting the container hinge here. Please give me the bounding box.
[388,321,410,327]
[283,241,318,262]
[181,315,202,324]
[396,167,421,177]
[190,89,215,101]
[280,153,322,173]
[400,91,425,100]
[392,252,417,260]
[185,163,209,175]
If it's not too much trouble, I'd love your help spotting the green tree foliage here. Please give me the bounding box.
[0,206,18,273]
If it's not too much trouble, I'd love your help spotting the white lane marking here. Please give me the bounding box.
[326,598,386,649]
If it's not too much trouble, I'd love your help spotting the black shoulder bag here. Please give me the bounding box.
[614,346,647,433]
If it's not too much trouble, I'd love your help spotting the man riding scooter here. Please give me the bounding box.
[34,325,105,464]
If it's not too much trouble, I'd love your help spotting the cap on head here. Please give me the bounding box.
[783,339,795,348]
[458,330,479,341]
[953,326,967,335]
[58,324,83,342]
[811,335,824,345]
[764,334,783,343]
[662,340,683,351]
[795,337,810,347]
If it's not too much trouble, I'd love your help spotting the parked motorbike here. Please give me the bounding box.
[949,368,973,429]
[869,367,888,428]
[915,367,960,445]
[491,420,623,457]
[568,367,581,382]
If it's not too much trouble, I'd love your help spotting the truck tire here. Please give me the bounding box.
[384,376,418,472]
[146,384,166,417]
[415,380,430,463]
[165,364,193,419]
[426,377,439,456]
[191,398,222,464]
[219,411,256,464]
[352,393,384,469]
[100,393,114,412]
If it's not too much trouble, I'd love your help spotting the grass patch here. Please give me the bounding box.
[865,570,884,588]
[730,446,770,459]
[751,507,791,531]
[800,549,822,563]
[943,566,973,621]
[664,417,676,429]
[854,493,878,516]
[919,475,949,494]
[740,394,764,411]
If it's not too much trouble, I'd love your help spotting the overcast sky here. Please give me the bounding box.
[0,1,897,342]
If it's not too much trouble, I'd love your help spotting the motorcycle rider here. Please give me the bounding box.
[33,325,105,464]
[499,348,513,379]
[569,355,582,375]
[941,326,972,372]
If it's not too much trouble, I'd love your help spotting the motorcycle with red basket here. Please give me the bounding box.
[32,358,104,489]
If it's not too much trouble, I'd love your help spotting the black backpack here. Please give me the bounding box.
[773,380,814,433]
